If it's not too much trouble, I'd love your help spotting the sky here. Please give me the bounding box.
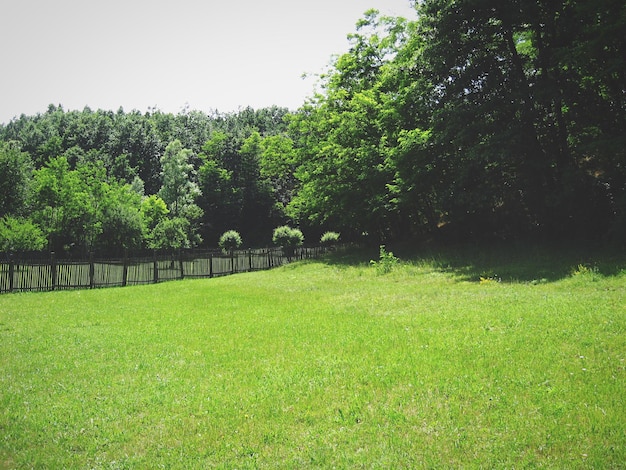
[1,0,417,124]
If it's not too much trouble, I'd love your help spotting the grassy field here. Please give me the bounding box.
[1,244,625,468]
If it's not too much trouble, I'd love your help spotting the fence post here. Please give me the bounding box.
[268,248,272,269]
[122,250,128,287]
[248,249,252,272]
[179,250,184,279]
[8,254,15,293]
[209,252,213,278]
[50,252,57,291]
[231,252,235,274]
[89,252,95,288]
[153,250,159,284]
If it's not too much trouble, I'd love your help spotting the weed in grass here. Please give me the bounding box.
[571,263,601,283]
[369,245,399,275]
[479,272,502,284]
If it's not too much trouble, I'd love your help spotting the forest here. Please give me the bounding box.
[1,0,624,254]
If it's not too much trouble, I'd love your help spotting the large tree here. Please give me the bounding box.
[158,139,201,217]
[285,1,625,242]
[287,11,414,241]
[157,139,203,248]
[415,0,624,239]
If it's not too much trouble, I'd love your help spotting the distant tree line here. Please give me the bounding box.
[1,0,624,253]
[0,106,293,253]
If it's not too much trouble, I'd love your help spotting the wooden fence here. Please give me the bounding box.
[0,246,328,294]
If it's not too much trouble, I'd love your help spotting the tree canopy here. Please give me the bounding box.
[1,1,623,251]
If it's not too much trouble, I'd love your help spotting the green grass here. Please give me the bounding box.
[1,245,625,468]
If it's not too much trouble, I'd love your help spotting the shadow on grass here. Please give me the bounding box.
[321,241,626,283]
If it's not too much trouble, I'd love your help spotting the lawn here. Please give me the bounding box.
[1,244,625,468]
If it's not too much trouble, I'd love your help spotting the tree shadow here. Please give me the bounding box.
[321,241,626,283]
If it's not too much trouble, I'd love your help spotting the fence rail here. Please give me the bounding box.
[0,246,329,294]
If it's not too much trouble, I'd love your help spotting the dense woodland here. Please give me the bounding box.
[1,0,624,254]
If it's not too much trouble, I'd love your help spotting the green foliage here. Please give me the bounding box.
[26,156,148,252]
[0,216,46,252]
[370,245,399,274]
[148,217,190,250]
[283,2,625,242]
[272,225,304,259]
[0,106,291,250]
[140,195,169,233]
[1,0,625,247]
[259,134,297,205]
[320,231,340,246]
[158,139,200,217]
[198,130,278,245]
[29,156,100,251]
[285,12,415,240]
[218,230,243,254]
[0,141,33,217]
[99,202,144,251]
[155,140,204,248]
[272,225,304,249]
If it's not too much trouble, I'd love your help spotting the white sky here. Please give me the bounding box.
[0,0,417,124]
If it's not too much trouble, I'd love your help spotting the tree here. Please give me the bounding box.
[157,140,203,247]
[149,217,190,250]
[28,156,147,253]
[259,133,298,212]
[0,141,33,217]
[0,216,46,252]
[158,139,201,216]
[238,131,278,240]
[197,130,278,246]
[108,110,163,192]
[140,195,169,235]
[414,0,623,239]
[287,12,412,242]
[29,156,99,251]
[97,183,144,251]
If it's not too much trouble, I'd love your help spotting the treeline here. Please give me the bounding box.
[1,0,625,253]
[0,106,293,253]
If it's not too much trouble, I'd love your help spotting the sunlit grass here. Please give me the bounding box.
[1,247,625,468]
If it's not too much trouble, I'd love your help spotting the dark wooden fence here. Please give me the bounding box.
[0,246,328,294]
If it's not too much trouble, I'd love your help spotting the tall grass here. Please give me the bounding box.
[1,246,625,468]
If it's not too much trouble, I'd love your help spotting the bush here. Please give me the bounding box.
[219,230,243,254]
[272,225,304,259]
[272,225,304,248]
[320,231,340,246]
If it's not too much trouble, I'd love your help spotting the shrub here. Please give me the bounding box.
[148,217,190,250]
[219,230,243,254]
[272,225,304,259]
[320,231,340,246]
[0,216,46,252]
